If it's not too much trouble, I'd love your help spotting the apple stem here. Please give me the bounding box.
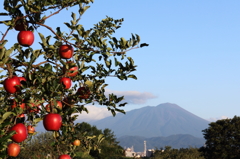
[50,101,54,113]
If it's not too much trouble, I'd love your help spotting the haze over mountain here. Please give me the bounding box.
[91,103,210,138]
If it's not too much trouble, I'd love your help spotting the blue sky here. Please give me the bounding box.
[2,1,240,122]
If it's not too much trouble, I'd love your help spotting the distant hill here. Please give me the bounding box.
[117,134,205,152]
[91,103,210,138]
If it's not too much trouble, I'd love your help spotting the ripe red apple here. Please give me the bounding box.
[15,20,28,31]
[58,154,72,159]
[17,31,34,47]
[27,125,35,134]
[4,76,21,94]
[65,66,78,77]
[43,113,62,131]
[59,45,74,59]
[60,77,72,89]
[45,101,63,112]
[72,139,81,146]
[7,143,20,157]
[9,123,27,143]
[63,62,78,77]
[77,87,91,99]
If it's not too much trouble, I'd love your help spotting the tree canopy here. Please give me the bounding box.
[0,0,147,158]
[153,146,204,159]
[200,116,240,159]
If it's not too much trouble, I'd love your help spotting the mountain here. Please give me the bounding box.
[118,134,205,152]
[91,103,210,138]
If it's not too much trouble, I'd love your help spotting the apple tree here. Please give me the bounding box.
[0,0,147,158]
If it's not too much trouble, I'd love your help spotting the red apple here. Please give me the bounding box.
[15,20,28,31]
[27,125,35,134]
[63,62,78,77]
[4,76,21,94]
[77,87,91,99]
[59,45,73,59]
[17,114,25,118]
[43,113,62,131]
[9,123,27,143]
[65,66,78,77]
[72,139,81,146]
[60,77,72,89]
[58,154,72,159]
[7,143,20,157]
[45,101,63,112]
[17,31,34,47]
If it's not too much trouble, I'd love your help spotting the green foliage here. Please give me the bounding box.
[200,116,240,159]
[153,146,205,159]
[17,123,125,159]
[0,0,148,158]
[75,122,125,159]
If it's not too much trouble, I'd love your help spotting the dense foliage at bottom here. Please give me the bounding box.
[13,122,125,159]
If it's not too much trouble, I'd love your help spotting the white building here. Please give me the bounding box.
[125,146,137,157]
[146,149,155,157]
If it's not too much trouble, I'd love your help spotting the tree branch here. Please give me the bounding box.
[0,26,11,44]
[39,8,64,23]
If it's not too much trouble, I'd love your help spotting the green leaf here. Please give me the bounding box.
[136,34,140,42]
[120,37,127,46]
[140,43,149,48]
[0,40,8,47]
[110,109,116,116]
[2,20,12,26]
[0,47,6,60]
[0,13,8,16]
[44,63,52,71]
[71,12,76,21]
[127,74,137,80]
[97,134,105,143]
[33,118,42,123]
[38,33,47,46]
[0,112,14,124]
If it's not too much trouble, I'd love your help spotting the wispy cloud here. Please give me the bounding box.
[75,105,114,122]
[105,89,157,104]
[74,89,157,122]
[207,116,229,122]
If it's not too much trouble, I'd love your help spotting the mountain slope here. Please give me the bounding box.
[91,103,210,138]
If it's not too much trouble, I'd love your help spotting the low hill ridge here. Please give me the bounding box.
[118,134,205,152]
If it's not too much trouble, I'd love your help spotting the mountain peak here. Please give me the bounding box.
[91,103,209,138]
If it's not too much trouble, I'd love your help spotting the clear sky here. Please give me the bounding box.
[2,1,240,122]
